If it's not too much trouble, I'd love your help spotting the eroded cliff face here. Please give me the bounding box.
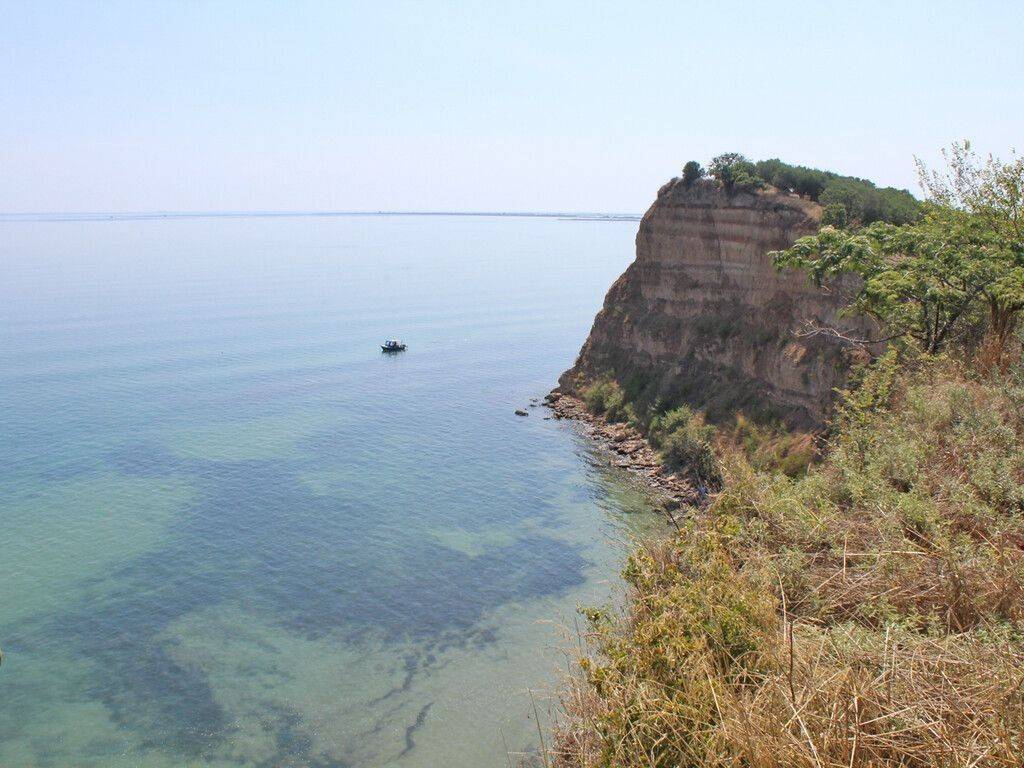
[560,178,867,428]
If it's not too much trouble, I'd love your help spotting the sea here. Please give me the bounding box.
[0,211,662,767]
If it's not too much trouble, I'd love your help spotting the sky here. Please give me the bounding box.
[1,1,1022,214]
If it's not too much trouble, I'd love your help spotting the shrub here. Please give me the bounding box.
[730,412,816,478]
[559,533,777,768]
[730,161,764,193]
[681,160,705,186]
[819,176,920,226]
[820,201,848,228]
[708,153,764,194]
[582,378,628,423]
[649,406,721,487]
[704,153,920,222]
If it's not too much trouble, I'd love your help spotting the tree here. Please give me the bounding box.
[709,153,763,193]
[709,153,747,190]
[916,140,1024,240]
[730,160,765,193]
[820,203,848,228]
[819,178,920,226]
[754,158,785,186]
[709,152,747,176]
[773,143,1024,365]
[682,160,705,186]
[773,207,1024,357]
[915,141,1024,356]
[819,178,866,223]
[792,167,829,200]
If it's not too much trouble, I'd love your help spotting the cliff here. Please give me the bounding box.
[559,178,868,428]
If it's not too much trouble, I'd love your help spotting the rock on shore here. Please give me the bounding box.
[545,390,698,508]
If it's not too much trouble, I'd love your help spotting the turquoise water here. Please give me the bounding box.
[0,213,660,767]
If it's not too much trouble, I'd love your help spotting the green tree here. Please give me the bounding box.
[731,160,765,193]
[773,207,1024,355]
[709,153,764,193]
[681,160,705,186]
[819,177,919,226]
[773,143,1024,362]
[820,202,848,228]
[709,153,747,190]
[792,167,829,200]
[916,141,1024,352]
[754,158,785,186]
[819,178,865,223]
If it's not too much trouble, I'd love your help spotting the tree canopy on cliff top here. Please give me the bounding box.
[687,153,920,226]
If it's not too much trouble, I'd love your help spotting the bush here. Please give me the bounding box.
[681,160,705,186]
[819,176,920,226]
[730,412,816,477]
[730,161,764,193]
[820,201,848,228]
[649,406,721,487]
[708,153,764,194]
[560,534,776,768]
[582,378,628,422]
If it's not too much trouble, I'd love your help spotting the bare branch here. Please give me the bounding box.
[791,318,905,348]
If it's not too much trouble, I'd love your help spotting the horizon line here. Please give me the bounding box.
[0,209,643,222]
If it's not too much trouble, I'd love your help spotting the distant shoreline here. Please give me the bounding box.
[0,210,642,223]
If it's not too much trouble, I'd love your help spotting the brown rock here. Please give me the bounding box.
[557,178,876,429]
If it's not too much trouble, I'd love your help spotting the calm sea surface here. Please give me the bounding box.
[0,213,661,767]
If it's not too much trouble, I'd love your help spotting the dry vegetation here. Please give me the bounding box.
[554,352,1024,767]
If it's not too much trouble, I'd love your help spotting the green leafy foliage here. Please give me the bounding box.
[772,143,1024,363]
[581,376,634,423]
[708,153,764,193]
[649,406,721,487]
[819,176,920,226]
[773,205,1024,355]
[692,153,919,224]
[819,202,847,228]
[681,160,705,186]
[582,378,629,423]
[916,141,1024,362]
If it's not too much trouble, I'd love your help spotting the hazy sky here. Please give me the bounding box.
[2,1,1021,213]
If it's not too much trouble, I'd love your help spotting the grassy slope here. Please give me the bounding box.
[555,353,1024,767]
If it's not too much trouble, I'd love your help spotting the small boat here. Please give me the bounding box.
[381,339,407,352]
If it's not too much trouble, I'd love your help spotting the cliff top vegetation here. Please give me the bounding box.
[681,153,920,227]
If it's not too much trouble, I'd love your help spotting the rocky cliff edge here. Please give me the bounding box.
[559,178,869,428]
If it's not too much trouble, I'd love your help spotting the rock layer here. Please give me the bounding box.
[560,178,867,428]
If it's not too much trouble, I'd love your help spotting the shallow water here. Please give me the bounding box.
[0,213,661,767]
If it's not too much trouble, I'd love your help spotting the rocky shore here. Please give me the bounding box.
[544,390,699,511]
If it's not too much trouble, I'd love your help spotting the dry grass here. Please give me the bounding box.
[552,353,1024,767]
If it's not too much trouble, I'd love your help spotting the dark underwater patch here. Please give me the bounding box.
[14,434,593,763]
